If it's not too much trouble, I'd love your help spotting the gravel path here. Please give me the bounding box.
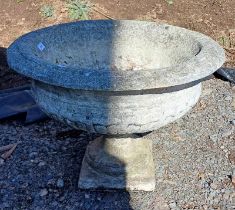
[0,78,234,210]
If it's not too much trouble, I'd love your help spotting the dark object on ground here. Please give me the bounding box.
[0,85,30,96]
[0,86,48,123]
[1,143,18,160]
[0,47,29,90]
[215,68,235,84]
[25,105,48,124]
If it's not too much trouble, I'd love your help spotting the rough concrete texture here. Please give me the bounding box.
[78,135,155,191]
[32,80,201,134]
[7,20,225,91]
[6,20,225,191]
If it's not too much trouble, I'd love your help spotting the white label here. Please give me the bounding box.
[37,42,45,51]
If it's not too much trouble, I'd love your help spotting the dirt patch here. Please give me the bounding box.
[93,0,235,35]
[1,0,234,45]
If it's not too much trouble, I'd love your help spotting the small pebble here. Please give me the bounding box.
[232,169,235,186]
[29,152,38,158]
[209,134,218,143]
[230,119,235,125]
[51,201,59,207]
[0,158,4,165]
[223,192,230,200]
[47,179,55,186]
[59,196,65,202]
[85,193,90,199]
[210,182,218,190]
[22,182,29,188]
[61,146,67,151]
[56,178,64,188]
[38,161,46,167]
[228,151,235,164]
[39,188,48,197]
[208,118,213,123]
[225,96,232,101]
[30,158,39,164]
[169,201,177,208]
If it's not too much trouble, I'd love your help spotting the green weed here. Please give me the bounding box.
[218,36,230,47]
[40,5,54,18]
[67,0,90,20]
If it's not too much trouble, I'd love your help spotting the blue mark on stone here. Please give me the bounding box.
[57,64,66,68]
[37,42,45,51]
[85,72,91,76]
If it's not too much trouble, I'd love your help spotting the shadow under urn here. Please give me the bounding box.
[7,20,225,191]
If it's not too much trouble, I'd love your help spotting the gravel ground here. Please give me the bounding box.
[0,78,235,210]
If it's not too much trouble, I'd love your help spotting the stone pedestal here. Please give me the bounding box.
[8,20,225,192]
[78,135,155,191]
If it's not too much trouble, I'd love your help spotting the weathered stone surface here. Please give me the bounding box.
[7,20,225,91]
[32,80,201,134]
[7,20,225,135]
[7,20,225,191]
[78,135,155,191]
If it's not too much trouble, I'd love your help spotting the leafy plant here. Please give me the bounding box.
[218,36,230,46]
[40,5,54,18]
[67,0,91,20]
[166,0,174,5]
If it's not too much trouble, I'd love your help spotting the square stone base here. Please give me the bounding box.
[78,135,155,191]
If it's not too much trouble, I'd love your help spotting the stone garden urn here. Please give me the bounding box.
[7,20,225,191]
